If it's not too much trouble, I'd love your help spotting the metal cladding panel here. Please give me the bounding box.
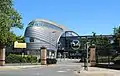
[26,43,56,50]
[25,26,63,51]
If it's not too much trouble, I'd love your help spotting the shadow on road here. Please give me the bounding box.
[95,64,120,70]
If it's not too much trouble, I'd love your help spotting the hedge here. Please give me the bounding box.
[113,60,120,64]
[5,54,57,64]
[46,58,57,64]
[113,56,120,64]
[97,57,109,63]
[96,56,120,64]
[5,54,37,63]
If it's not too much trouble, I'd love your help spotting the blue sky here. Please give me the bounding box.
[12,0,120,36]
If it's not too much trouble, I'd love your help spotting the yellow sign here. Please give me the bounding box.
[14,41,26,48]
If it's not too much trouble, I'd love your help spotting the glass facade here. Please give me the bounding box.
[61,31,79,37]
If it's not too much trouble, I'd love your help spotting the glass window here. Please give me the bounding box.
[34,21,42,26]
[34,38,40,42]
[71,32,78,36]
[61,31,79,37]
[41,21,63,31]
[65,32,79,37]
[28,21,35,27]
[30,37,34,42]
[28,21,63,31]
[28,21,44,27]
[25,37,30,43]
[25,37,41,43]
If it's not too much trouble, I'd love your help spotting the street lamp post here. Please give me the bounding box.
[86,42,90,70]
[84,42,90,71]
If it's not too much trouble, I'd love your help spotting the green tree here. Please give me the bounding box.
[113,26,120,53]
[90,33,112,56]
[16,36,25,43]
[0,0,23,46]
[6,32,16,46]
[90,32,96,45]
[79,37,88,50]
[92,34,112,63]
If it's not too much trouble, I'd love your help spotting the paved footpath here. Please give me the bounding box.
[0,65,48,70]
[75,66,120,76]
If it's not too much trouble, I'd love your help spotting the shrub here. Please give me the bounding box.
[97,56,110,63]
[27,55,37,63]
[6,54,37,63]
[6,54,22,63]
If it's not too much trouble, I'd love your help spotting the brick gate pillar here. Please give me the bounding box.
[40,47,47,65]
[89,45,96,67]
[0,45,5,66]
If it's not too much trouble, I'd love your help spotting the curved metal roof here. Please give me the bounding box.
[28,19,69,31]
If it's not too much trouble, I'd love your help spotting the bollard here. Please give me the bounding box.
[0,45,5,66]
[40,46,47,65]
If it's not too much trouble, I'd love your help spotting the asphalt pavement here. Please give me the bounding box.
[0,59,82,76]
[1,59,119,76]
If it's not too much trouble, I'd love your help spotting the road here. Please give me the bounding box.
[0,59,83,76]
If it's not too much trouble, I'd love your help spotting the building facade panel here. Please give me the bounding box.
[24,19,65,51]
